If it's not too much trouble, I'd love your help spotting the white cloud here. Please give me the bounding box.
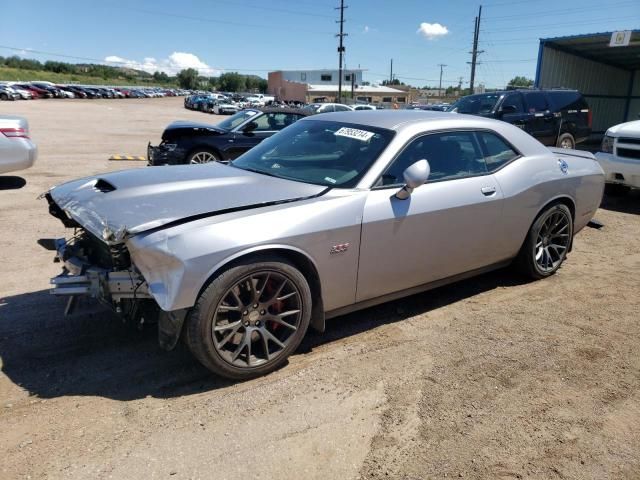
[416,22,449,40]
[104,52,221,76]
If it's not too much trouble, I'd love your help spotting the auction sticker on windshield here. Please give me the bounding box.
[335,127,375,142]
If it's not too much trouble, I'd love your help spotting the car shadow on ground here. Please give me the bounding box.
[599,190,640,215]
[0,176,27,190]
[0,268,529,402]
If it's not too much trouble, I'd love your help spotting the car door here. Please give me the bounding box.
[356,130,505,302]
[499,92,529,130]
[227,112,294,159]
[523,92,557,145]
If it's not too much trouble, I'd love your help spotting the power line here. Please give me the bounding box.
[485,0,638,20]
[207,0,335,19]
[481,15,638,33]
[120,7,335,35]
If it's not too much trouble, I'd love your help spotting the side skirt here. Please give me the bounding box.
[324,260,512,320]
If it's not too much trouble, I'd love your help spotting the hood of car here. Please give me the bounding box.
[49,163,327,242]
[607,120,640,137]
[163,120,226,138]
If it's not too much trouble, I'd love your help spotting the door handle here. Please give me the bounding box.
[481,186,496,196]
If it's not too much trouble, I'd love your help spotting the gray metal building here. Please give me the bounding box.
[535,30,640,135]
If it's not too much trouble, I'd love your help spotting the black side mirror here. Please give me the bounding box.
[500,105,517,116]
[243,121,258,133]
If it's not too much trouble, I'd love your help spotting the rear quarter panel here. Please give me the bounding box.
[494,150,604,259]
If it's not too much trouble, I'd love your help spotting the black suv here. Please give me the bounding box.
[448,89,591,149]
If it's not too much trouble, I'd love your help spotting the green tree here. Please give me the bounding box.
[177,68,199,89]
[218,72,246,92]
[507,76,534,88]
[153,71,170,83]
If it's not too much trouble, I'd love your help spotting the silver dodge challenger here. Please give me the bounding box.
[41,111,604,379]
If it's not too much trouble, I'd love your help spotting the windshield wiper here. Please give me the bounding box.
[231,165,282,179]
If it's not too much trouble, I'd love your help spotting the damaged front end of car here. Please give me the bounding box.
[40,192,187,350]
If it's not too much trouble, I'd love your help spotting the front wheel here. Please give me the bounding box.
[517,203,573,279]
[187,149,220,164]
[185,258,312,379]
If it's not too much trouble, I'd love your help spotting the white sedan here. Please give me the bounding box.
[596,120,640,193]
[0,116,38,175]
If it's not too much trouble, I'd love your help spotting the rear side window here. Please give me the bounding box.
[476,131,519,171]
[524,92,548,113]
[334,105,351,112]
[547,91,587,111]
[501,93,524,113]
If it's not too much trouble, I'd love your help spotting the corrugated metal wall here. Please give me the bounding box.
[630,71,640,121]
[538,46,636,133]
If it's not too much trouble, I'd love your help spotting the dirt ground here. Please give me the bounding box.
[0,97,639,480]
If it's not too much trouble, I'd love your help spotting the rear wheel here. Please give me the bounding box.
[517,203,573,279]
[185,257,312,379]
[187,149,220,164]
[557,133,575,149]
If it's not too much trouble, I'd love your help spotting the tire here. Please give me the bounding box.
[604,183,630,197]
[0,93,8,101]
[556,133,575,149]
[186,149,220,164]
[516,203,573,280]
[185,257,312,379]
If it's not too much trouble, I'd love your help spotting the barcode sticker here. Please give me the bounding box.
[334,127,375,142]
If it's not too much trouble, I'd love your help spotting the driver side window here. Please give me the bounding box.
[252,113,291,132]
[378,131,487,186]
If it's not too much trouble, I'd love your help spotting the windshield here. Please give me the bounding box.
[231,120,395,188]
[448,93,502,114]
[217,110,260,130]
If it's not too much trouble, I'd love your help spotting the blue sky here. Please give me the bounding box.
[0,0,638,88]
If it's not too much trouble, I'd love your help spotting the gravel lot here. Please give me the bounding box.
[1,97,639,479]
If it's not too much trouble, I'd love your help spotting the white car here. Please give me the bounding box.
[353,104,377,111]
[595,120,640,192]
[303,103,353,114]
[6,84,33,100]
[0,116,38,174]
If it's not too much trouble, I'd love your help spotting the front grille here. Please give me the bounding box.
[617,148,640,160]
[618,137,640,145]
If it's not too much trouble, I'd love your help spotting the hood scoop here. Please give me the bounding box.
[93,178,117,193]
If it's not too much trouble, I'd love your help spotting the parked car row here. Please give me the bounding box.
[184,93,280,114]
[0,81,191,100]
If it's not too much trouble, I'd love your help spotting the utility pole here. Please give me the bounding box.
[468,5,483,93]
[390,58,393,83]
[335,0,348,103]
[438,64,447,98]
[351,71,355,100]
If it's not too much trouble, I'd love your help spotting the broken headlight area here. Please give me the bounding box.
[40,230,158,326]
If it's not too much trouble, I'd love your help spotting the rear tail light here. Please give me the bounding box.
[0,128,30,139]
[587,109,593,128]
